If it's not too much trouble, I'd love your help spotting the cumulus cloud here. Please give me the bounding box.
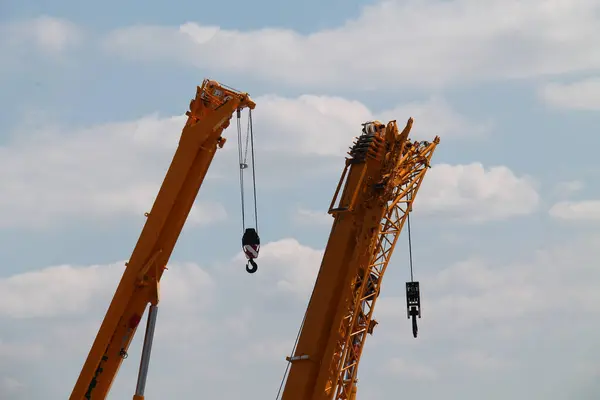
[416,163,540,222]
[554,180,584,196]
[295,163,539,225]
[255,94,483,159]
[232,238,323,299]
[101,0,600,89]
[0,114,226,229]
[366,234,600,399]
[0,377,25,398]
[232,337,294,365]
[0,260,214,319]
[455,349,511,371]
[385,358,437,380]
[3,233,598,399]
[379,96,492,138]
[292,208,331,226]
[0,15,83,77]
[539,77,600,110]
[3,3,597,400]
[549,200,600,221]
[0,257,218,399]
[0,239,319,398]
[1,16,83,54]
[378,234,600,336]
[2,92,479,229]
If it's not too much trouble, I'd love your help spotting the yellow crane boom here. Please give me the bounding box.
[279,118,439,400]
[70,79,257,400]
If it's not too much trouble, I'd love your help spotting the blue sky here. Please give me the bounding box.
[1,0,600,399]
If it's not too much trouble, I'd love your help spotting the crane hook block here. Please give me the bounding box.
[406,281,421,338]
[242,228,260,274]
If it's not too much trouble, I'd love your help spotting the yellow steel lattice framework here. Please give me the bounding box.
[329,135,439,400]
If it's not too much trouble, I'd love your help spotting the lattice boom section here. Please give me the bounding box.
[331,141,437,400]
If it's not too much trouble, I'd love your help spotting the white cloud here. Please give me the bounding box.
[0,263,122,318]
[0,340,44,361]
[379,96,492,138]
[0,377,25,397]
[232,337,293,365]
[255,94,372,157]
[101,0,600,89]
[455,349,511,371]
[1,234,599,399]
[554,180,584,196]
[0,15,83,77]
[1,16,82,55]
[27,16,83,53]
[232,238,323,299]
[0,260,214,319]
[549,200,600,221]
[292,208,331,226]
[385,358,437,380]
[366,234,600,400]
[2,92,479,229]
[0,114,226,229]
[0,258,217,399]
[1,4,597,400]
[378,234,600,336]
[539,77,600,110]
[417,163,540,222]
[295,163,540,225]
[255,94,483,159]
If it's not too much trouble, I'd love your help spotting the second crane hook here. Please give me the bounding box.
[242,228,260,274]
[406,281,421,338]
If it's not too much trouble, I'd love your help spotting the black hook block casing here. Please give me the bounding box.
[405,281,421,318]
[242,228,260,247]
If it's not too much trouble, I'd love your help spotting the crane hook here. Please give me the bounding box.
[246,259,258,274]
[411,312,418,338]
[406,281,421,339]
[242,228,260,274]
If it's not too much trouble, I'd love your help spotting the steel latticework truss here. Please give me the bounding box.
[331,136,439,400]
[278,117,439,400]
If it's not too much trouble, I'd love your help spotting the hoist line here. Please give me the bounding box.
[243,112,251,163]
[407,196,415,282]
[248,110,259,232]
[236,109,259,232]
[236,112,247,233]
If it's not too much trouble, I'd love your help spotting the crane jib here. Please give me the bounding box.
[70,79,261,400]
[277,117,440,400]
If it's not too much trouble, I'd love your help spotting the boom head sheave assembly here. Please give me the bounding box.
[279,117,439,400]
[186,79,256,134]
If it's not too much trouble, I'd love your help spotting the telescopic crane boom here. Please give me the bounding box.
[278,117,439,400]
[70,79,260,400]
